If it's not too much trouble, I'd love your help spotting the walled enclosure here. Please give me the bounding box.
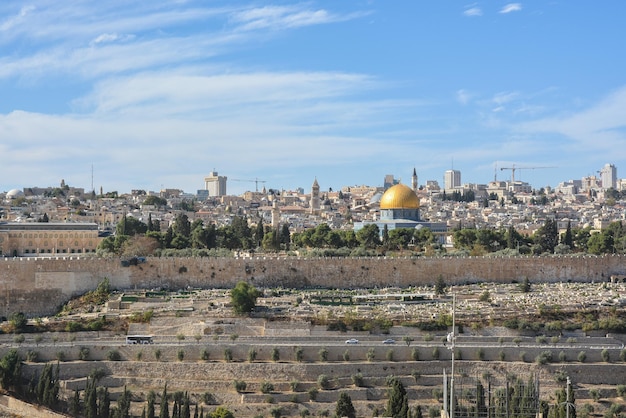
[1,255,625,316]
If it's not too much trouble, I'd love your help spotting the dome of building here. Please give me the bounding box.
[6,189,24,199]
[379,184,419,209]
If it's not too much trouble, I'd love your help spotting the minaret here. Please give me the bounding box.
[310,178,320,214]
[412,168,418,192]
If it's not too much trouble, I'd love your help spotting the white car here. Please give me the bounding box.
[345,338,359,344]
[382,338,396,345]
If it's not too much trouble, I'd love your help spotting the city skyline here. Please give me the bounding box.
[1,1,626,195]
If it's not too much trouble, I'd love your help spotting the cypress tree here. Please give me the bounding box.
[386,378,409,418]
[147,390,156,418]
[159,385,169,418]
[335,392,356,418]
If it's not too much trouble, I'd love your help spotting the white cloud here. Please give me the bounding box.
[456,89,472,105]
[500,3,522,14]
[463,7,482,17]
[230,5,363,32]
[519,85,626,155]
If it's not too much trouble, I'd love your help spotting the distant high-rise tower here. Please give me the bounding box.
[444,170,461,190]
[412,168,418,192]
[310,178,320,214]
[204,171,227,196]
[600,163,617,190]
[384,174,399,190]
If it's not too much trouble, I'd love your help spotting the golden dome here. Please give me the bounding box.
[379,184,420,209]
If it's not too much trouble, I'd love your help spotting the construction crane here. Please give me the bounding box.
[500,165,556,184]
[231,178,267,192]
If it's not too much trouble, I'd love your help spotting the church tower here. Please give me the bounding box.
[271,200,280,228]
[412,168,418,192]
[310,178,321,214]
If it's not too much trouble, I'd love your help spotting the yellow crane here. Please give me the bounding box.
[500,164,556,183]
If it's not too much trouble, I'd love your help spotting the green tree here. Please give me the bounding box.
[356,224,380,248]
[335,392,356,418]
[533,218,558,254]
[0,349,22,391]
[434,275,447,295]
[209,406,234,418]
[230,281,261,315]
[8,312,27,333]
[116,215,148,236]
[562,221,573,248]
[386,377,409,418]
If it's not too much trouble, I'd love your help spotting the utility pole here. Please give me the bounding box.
[447,294,456,418]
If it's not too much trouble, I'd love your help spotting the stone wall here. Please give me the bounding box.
[1,254,624,317]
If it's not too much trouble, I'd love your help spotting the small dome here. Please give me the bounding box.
[380,184,419,209]
[6,189,24,199]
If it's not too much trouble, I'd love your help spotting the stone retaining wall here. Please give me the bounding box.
[1,254,625,316]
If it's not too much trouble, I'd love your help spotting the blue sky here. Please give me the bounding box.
[1,1,626,196]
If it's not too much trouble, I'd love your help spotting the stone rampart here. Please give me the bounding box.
[1,254,624,316]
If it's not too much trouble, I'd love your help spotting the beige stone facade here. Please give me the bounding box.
[0,222,101,257]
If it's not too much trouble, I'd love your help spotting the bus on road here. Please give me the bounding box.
[126,335,154,344]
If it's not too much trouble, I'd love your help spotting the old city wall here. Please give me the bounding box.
[0,255,624,317]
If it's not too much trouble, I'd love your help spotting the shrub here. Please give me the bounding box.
[177,349,185,361]
[432,388,443,401]
[432,347,440,359]
[352,373,364,387]
[289,394,299,403]
[477,348,485,360]
[318,347,328,362]
[13,334,24,345]
[201,348,210,361]
[219,347,232,363]
[411,348,419,361]
[499,350,505,361]
[290,380,300,392]
[367,347,376,362]
[535,351,553,365]
[136,351,143,361]
[79,347,90,361]
[233,380,247,393]
[264,395,274,404]
[176,333,185,341]
[513,337,522,346]
[386,349,394,361]
[26,350,38,362]
[260,381,274,394]
[248,348,257,362]
[412,371,421,382]
[589,388,600,402]
[577,351,586,363]
[308,387,318,401]
[107,350,121,361]
[343,350,350,361]
[294,346,304,362]
[154,348,162,361]
[519,351,527,362]
[536,335,547,344]
[271,347,280,362]
[270,406,282,418]
[317,374,331,390]
[558,351,567,362]
[616,384,626,397]
[429,406,441,418]
[620,348,626,362]
[423,333,434,342]
[56,351,66,361]
[601,349,610,362]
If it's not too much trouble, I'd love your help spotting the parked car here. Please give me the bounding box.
[345,338,359,344]
[382,338,396,344]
